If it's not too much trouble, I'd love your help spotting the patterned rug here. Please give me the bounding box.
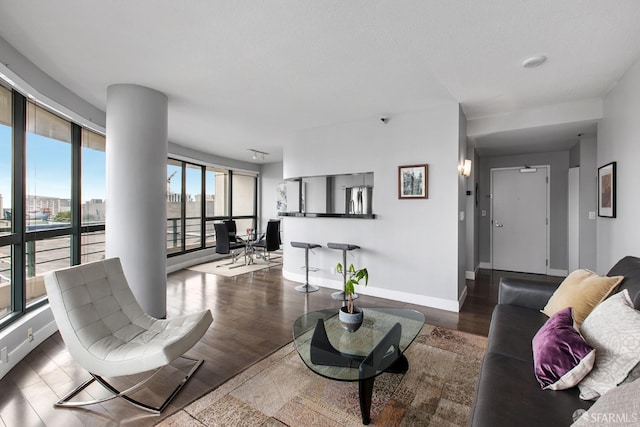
[158,325,487,427]
[187,254,282,277]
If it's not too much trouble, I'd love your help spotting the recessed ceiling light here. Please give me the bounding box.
[522,55,547,68]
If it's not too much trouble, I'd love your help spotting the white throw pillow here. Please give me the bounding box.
[578,290,640,400]
[572,378,640,426]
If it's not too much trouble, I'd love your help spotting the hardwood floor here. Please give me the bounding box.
[0,264,559,426]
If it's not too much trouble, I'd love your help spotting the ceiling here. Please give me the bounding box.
[1,1,640,163]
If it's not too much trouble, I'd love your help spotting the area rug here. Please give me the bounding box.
[157,325,487,427]
[187,254,282,277]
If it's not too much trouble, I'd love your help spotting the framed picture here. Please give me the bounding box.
[398,164,428,199]
[276,182,287,212]
[598,161,616,218]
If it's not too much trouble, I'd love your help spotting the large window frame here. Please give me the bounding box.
[0,87,105,329]
[167,158,258,257]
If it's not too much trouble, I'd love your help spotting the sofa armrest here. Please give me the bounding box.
[498,278,558,310]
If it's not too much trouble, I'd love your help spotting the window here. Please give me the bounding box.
[0,85,12,320]
[0,250,11,320]
[167,160,183,254]
[185,163,202,250]
[80,130,106,263]
[0,88,107,328]
[25,236,70,307]
[25,102,73,308]
[81,129,106,225]
[167,159,257,256]
[231,172,257,235]
[206,167,229,217]
[205,167,228,247]
[0,86,11,237]
[26,102,72,229]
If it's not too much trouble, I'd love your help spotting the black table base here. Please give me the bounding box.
[309,318,407,425]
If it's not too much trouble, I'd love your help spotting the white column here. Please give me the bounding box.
[106,84,168,318]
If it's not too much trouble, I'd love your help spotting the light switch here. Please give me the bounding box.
[588,211,596,220]
[459,211,465,221]
[481,210,487,217]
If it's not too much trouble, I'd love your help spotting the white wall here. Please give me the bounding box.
[282,104,465,311]
[458,106,469,297]
[597,56,640,273]
[578,136,597,271]
[259,162,284,233]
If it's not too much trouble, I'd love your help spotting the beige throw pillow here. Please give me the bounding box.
[542,269,623,325]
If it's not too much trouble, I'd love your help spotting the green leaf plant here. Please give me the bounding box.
[336,263,369,314]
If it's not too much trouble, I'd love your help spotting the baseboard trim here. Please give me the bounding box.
[0,305,58,379]
[283,270,461,313]
[548,268,568,277]
[458,285,468,311]
[479,262,492,269]
[167,253,223,274]
[465,270,475,280]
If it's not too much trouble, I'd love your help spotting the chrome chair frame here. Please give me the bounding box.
[55,356,203,414]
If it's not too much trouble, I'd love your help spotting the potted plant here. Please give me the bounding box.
[336,262,369,332]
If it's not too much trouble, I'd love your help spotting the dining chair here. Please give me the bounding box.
[252,219,281,263]
[214,222,245,266]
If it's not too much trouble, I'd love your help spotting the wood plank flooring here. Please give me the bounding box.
[0,264,560,426]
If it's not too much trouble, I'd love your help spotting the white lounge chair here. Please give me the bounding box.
[44,257,213,413]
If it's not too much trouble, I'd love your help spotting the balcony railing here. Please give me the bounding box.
[167,217,217,253]
[0,228,106,320]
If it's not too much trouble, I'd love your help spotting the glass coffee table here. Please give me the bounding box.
[292,307,425,425]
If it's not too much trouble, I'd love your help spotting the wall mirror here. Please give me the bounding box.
[282,172,374,216]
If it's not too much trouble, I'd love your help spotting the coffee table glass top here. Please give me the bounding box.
[292,307,425,381]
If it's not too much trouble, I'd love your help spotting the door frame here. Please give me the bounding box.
[489,165,551,274]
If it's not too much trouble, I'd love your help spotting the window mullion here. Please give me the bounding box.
[200,165,205,249]
[180,162,186,251]
[11,90,26,314]
[253,175,258,231]
[70,123,81,265]
[228,170,233,219]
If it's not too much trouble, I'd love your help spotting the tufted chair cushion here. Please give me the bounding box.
[45,258,212,377]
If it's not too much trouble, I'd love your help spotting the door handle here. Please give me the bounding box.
[495,223,503,228]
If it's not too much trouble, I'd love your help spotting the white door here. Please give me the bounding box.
[491,167,548,274]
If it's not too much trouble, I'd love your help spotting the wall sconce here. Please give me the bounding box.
[248,148,269,161]
[459,159,472,177]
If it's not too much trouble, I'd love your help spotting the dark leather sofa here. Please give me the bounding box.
[470,256,640,427]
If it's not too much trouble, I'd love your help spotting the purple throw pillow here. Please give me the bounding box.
[532,307,596,390]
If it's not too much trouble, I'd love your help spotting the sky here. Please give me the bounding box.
[0,124,106,209]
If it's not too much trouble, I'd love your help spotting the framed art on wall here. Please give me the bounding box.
[598,161,616,218]
[276,182,287,212]
[398,164,428,199]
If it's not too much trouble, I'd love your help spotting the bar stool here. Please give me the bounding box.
[327,242,360,301]
[291,241,321,293]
